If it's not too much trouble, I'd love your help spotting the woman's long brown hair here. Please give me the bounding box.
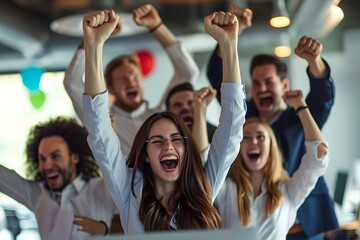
[127,111,220,231]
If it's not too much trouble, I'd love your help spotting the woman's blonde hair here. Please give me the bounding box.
[227,117,288,226]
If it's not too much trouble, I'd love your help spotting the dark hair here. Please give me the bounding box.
[250,54,288,81]
[165,83,194,110]
[104,54,140,86]
[25,117,101,182]
[127,111,220,231]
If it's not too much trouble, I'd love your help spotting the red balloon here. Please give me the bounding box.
[135,50,155,77]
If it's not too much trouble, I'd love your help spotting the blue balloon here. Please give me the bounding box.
[21,66,45,92]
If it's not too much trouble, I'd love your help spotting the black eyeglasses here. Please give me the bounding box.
[145,134,187,147]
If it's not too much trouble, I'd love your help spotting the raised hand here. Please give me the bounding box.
[295,35,327,77]
[229,4,252,34]
[191,86,216,152]
[294,36,323,63]
[204,11,239,46]
[132,4,162,30]
[74,215,108,235]
[205,11,240,84]
[83,10,120,46]
[193,86,217,111]
[283,90,306,110]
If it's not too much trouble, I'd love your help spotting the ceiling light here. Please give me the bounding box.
[317,4,344,37]
[50,13,147,37]
[274,33,291,58]
[270,0,291,28]
[274,46,291,58]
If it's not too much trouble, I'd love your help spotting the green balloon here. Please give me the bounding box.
[29,90,46,109]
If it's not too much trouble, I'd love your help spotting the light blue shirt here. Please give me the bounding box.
[83,83,247,234]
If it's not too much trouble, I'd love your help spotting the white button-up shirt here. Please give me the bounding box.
[215,141,329,240]
[0,167,117,240]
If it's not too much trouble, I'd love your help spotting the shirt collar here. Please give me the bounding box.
[71,174,86,194]
[268,110,283,126]
[48,174,85,199]
[249,182,267,200]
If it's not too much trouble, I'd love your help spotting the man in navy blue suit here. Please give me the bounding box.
[206,5,338,239]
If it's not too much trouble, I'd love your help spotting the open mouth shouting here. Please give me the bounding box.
[180,115,193,128]
[160,154,179,173]
[42,166,71,191]
[43,169,61,188]
[126,88,138,100]
[178,109,193,128]
[257,92,274,111]
[244,148,268,172]
[248,150,261,162]
[245,148,262,168]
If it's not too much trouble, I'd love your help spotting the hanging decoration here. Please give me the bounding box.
[21,66,44,91]
[20,65,46,109]
[29,90,46,109]
[135,49,155,77]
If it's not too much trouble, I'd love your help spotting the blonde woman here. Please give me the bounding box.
[216,90,329,239]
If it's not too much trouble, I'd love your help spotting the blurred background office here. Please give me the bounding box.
[0,0,359,239]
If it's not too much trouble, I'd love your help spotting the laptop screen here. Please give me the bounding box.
[89,227,258,240]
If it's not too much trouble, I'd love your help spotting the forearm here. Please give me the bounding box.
[64,49,86,122]
[151,23,177,49]
[63,49,85,90]
[0,165,40,209]
[297,107,324,142]
[84,43,107,97]
[192,108,209,152]
[219,41,241,84]
[306,61,335,128]
[308,57,327,78]
[287,141,329,208]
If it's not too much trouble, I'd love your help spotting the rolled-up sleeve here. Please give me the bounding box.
[287,141,329,208]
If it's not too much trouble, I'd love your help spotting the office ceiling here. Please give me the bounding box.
[0,0,359,74]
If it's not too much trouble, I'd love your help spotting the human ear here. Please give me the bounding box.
[107,83,115,95]
[282,78,290,91]
[71,153,79,165]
